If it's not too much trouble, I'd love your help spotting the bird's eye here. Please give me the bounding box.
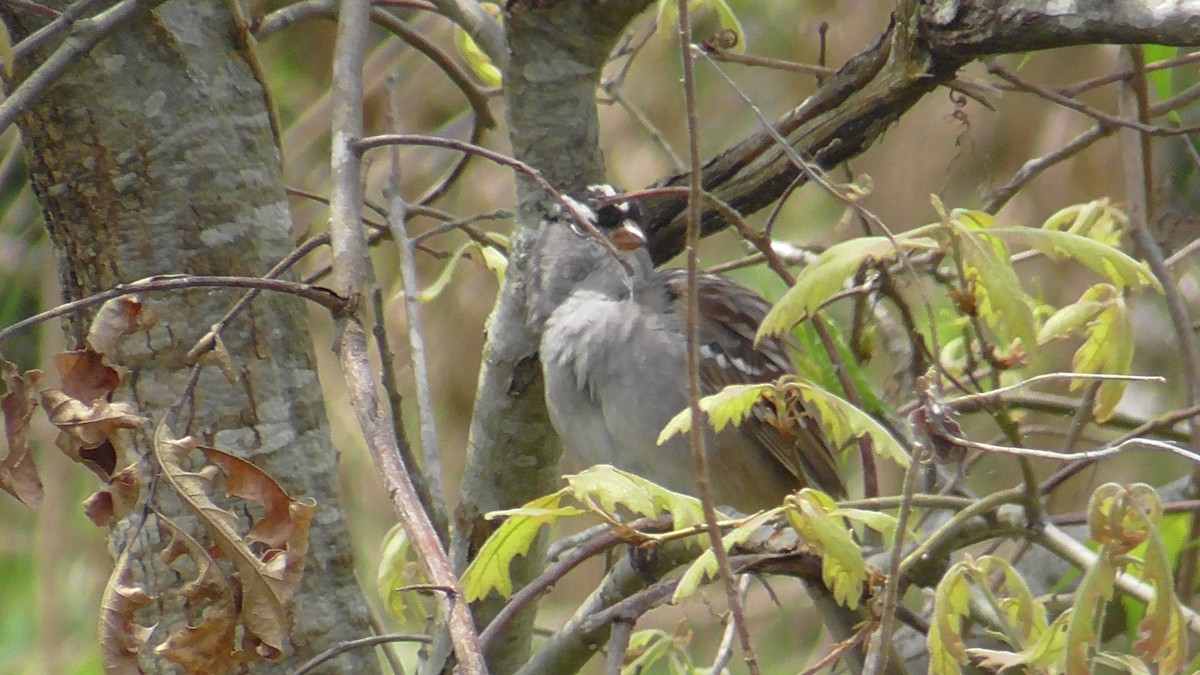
[594,204,626,231]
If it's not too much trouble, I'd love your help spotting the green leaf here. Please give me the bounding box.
[1042,199,1125,247]
[417,240,507,303]
[1037,284,1113,345]
[969,611,1070,673]
[787,379,910,468]
[376,524,434,626]
[1071,297,1133,423]
[988,227,1162,293]
[928,563,972,675]
[657,383,773,445]
[785,490,867,609]
[1094,652,1152,675]
[1129,493,1188,673]
[947,213,1039,354]
[565,465,706,532]
[673,509,775,603]
[830,507,899,547]
[797,315,889,415]
[758,236,934,339]
[623,629,675,673]
[452,3,503,86]
[976,555,1045,644]
[1144,46,1179,102]
[461,492,579,600]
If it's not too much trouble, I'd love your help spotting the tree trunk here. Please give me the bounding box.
[5,3,379,672]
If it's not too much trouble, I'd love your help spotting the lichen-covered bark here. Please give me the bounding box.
[6,3,378,672]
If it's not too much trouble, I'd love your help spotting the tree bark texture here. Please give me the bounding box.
[5,2,379,672]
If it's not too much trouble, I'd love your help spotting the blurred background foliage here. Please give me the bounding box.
[0,0,1197,672]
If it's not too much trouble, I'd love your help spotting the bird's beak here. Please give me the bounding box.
[610,220,647,252]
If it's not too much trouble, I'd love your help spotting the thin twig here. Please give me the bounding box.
[383,111,451,542]
[865,424,932,675]
[328,1,485,671]
[11,0,105,61]
[1118,46,1200,604]
[1,0,57,19]
[0,275,345,345]
[677,3,760,672]
[294,633,433,675]
[989,61,1200,137]
[478,525,633,652]
[356,133,635,270]
[1039,403,1200,493]
[983,123,1114,214]
[701,47,836,78]
[710,574,753,673]
[800,624,872,675]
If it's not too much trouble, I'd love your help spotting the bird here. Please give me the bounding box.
[529,184,846,512]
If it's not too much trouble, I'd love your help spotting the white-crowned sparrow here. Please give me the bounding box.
[530,185,845,511]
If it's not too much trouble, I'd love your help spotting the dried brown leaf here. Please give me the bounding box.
[196,333,240,385]
[154,424,315,658]
[55,350,120,403]
[99,537,153,675]
[42,389,147,478]
[155,518,251,673]
[1,357,44,508]
[88,295,155,355]
[83,464,142,526]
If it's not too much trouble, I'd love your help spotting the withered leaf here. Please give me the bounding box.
[88,295,155,356]
[41,389,147,479]
[99,536,154,675]
[154,424,315,658]
[55,350,120,403]
[1,357,44,508]
[155,518,251,673]
[83,464,142,526]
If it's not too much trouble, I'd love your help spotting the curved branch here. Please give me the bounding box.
[0,275,346,345]
[642,0,1200,264]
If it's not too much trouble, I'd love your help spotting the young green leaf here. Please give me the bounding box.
[787,380,910,468]
[1128,493,1188,673]
[376,524,434,626]
[1064,555,1117,674]
[1037,284,1114,345]
[988,227,1161,292]
[417,240,507,303]
[830,507,899,547]
[1042,199,1125,246]
[758,236,933,339]
[673,509,775,603]
[969,611,1070,673]
[947,214,1039,353]
[928,563,972,675]
[566,465,705,532]
[452,3,503,86]
[784,490,867,609]
[1072,298,1133,422]
[977,555,1046,643]
[656,383,773,445]
[461,492,580,601]
[657,0,747,53]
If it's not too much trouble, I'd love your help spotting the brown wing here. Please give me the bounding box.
[659,270,847,498]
